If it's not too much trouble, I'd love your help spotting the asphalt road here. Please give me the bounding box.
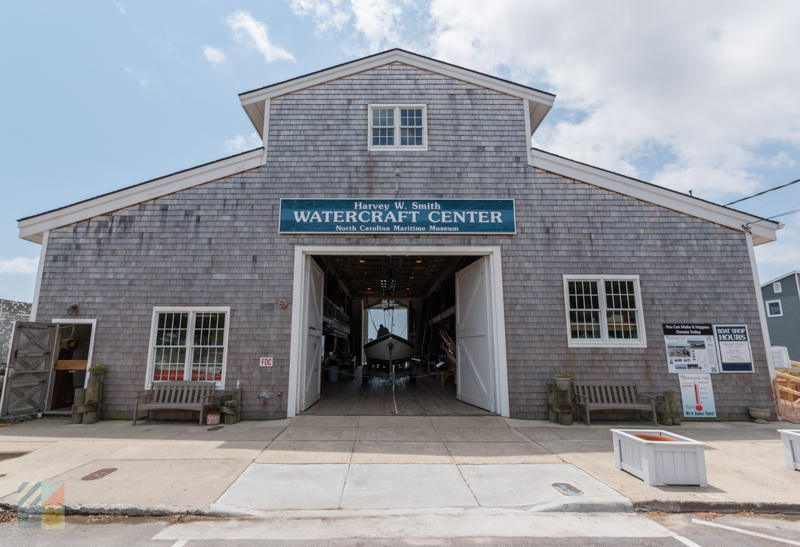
[1,512,800,547]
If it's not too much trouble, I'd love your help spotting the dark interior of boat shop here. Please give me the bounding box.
[305,254,490,416]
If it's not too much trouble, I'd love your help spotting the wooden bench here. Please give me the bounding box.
[132,381,216,426]
[573,381,657,426]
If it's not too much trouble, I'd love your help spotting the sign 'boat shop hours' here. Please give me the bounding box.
[279,199,516,234]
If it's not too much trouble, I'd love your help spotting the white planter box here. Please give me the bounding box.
[779,430,800,471]
[611,429,708,487]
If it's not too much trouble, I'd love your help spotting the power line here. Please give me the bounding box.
[768,207,800,220]
[725,177,800,206]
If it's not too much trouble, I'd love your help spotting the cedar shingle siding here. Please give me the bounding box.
[34,63,773,420]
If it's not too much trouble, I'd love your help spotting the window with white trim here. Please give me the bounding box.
[766,300,783,317]
[368,105,427,150]
[147,308,229,387]
[773,282,783,294]
[563,276,646,347]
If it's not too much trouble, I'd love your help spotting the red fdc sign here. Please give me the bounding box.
[260,357,273,367]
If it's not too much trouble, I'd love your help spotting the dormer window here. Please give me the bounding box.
[368,105,427,151]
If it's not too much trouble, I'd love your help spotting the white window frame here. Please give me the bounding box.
[144,306,230,389]
[562,275,647,348]
[773,281,783,294]
[367,104,428,151]
[766,299,783,318]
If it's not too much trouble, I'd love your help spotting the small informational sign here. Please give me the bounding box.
[279,199,516,234]
[713,325,754,373]
[663,324,719,373]
[678,373,717,418]
[259,356,274,367]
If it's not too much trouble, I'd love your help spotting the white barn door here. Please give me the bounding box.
[455,257,496,412]
[300,257,325,411]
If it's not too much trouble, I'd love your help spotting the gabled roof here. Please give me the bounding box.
[238,49,556,138]
[17,149,264,243]
[530,148,782,246]
[762,271,800,287]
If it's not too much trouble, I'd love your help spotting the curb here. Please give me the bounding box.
[635,500,800,515]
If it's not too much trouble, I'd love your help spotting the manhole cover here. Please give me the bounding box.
[207,426,223,431]
[552,483,584,496]
[82,468,117,481]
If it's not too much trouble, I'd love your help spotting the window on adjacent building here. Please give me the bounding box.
[766,300,783,317]
[368,105,427,150]
[146,307,230,388]
[773,282,783,294]
[563,276,646,347]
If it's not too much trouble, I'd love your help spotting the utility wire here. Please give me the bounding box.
[768,207,800,220]
[725,177,800,206]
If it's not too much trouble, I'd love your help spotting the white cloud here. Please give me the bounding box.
[203,45,227,66]
[290,0,351,35]
[0,257,39,275]
[350,0,405,52]
[755,224,800,283]
[426,0,800,201]
[226,10,295,63]
[115,2,125,15]
[225,132,262,154]
[125,66,149,87]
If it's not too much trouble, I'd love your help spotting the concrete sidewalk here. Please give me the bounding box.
[0,415,798,514]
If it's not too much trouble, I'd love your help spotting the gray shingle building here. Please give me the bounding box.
[3,50,783,422]
[0,299,31,368]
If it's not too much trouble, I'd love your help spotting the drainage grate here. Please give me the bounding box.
[552,483,584,496]
[207,426,224,431]
[82,468,117,481]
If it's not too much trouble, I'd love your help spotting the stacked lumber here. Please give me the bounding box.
[776,369,800,423]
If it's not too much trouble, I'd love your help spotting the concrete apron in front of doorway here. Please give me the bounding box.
[211,415,632,515]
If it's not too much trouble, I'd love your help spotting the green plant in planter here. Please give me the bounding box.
[208,403,222,414]
[555,373,570,379]
[88,363,106,373]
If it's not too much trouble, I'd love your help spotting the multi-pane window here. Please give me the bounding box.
[369,105,427,150]
[400,108,423,146]
[147,308,230,387]
[564,276,646,347]
[766,300,783,317]
[372,108,395,146]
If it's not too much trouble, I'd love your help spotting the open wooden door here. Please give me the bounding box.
[455,257,496,412]
[0,322,59,418]
[300,257,325,411]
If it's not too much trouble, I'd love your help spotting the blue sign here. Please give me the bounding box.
[279,199,515,234]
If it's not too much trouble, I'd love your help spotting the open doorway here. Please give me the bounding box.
[47,319,96,414]
[288,247,509,417]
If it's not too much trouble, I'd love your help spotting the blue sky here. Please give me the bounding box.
[1,1,799,302]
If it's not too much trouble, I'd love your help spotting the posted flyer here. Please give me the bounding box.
[678,373,717,418]
[714,325,754,373]
[663,324,719,373]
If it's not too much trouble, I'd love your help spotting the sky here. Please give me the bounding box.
[1,1,799,302]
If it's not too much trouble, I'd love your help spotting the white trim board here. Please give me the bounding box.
[530,148,782,246]
[50,318,97,391]
[287,245,510,418]
[18,149,264,244]
[239,49,555,138]
[761,271,800,288]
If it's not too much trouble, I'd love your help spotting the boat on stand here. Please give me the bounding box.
[362,333,416,386]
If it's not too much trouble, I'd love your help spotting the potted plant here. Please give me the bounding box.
[206,403,222,425]
[88,363,106,379]
[555,373,571,391]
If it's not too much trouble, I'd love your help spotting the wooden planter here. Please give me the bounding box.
[611,429,707,487]
[780,430,800,471]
